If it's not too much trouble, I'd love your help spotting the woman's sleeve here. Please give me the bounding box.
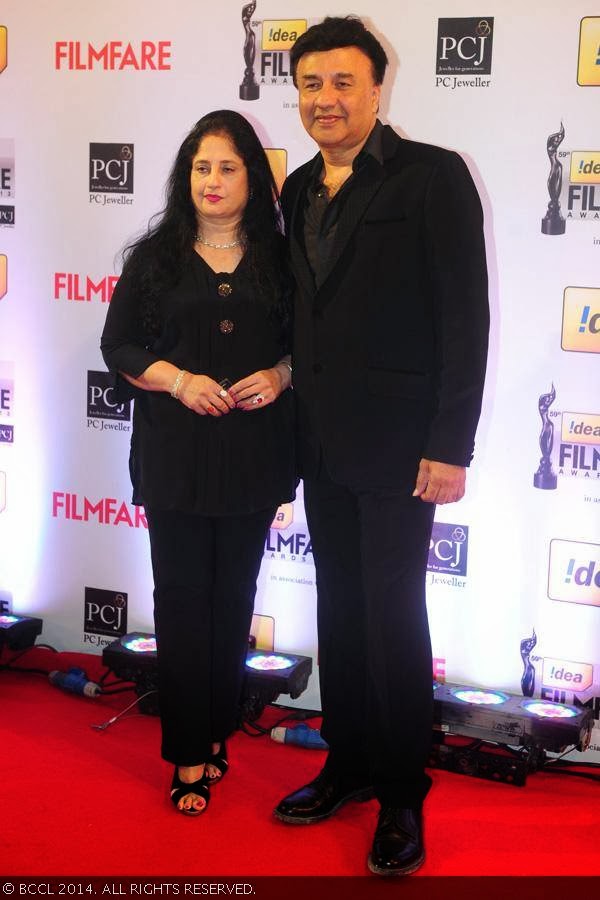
[100,267,161,383]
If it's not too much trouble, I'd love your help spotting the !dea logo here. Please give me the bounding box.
[0,254,6,300]
[548,539,600,607]
[542,657,594,691]
[259,17,307,84]
[577,17,600,86]
[271,503,293,531]
[0,27,7,75]
[562,287,600,354]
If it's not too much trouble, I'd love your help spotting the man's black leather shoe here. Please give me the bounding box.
[367,806,425,875]
[273,770,374,824]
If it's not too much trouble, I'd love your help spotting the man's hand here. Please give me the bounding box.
[412,458,466,504]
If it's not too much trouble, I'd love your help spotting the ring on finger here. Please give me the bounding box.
[251,393,265,405]
[218,388,228,398]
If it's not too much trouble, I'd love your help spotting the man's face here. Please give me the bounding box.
[296,46,381,153]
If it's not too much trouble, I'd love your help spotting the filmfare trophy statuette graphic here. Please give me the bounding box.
[541,124,566,235]
[533,384,558,490]
[239,1,259,101]
[520,630,537,697]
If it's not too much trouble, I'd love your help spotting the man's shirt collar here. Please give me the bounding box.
[308,119,384,189]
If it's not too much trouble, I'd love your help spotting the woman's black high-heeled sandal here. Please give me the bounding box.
[205,742,228,784]
[170,766,210,816]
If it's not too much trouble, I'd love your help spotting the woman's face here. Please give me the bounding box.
[190,132,249,227]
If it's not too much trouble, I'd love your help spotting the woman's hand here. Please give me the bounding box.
[231,365,289,411]
[179,374,236,416]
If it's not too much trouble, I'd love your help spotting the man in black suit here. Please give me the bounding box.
[273,17,489,876]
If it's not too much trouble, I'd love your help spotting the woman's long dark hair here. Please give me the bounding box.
[121,110,288,337]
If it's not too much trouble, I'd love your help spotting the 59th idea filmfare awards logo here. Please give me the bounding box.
[532,383,599,489]
[89,143,134,206]
[237,2,307,101]
[540,122,600,237]
[0,360,14,445]
[435,17,494,89]
[83,586,128,647]
[0,138,15,228]
[519,630,599,739]
[264,502,315,588]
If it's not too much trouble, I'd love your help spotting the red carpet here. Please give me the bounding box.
[1,649,599,878]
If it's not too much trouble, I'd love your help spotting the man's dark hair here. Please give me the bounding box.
[290,16,388,86]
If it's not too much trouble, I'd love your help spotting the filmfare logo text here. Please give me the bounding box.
[52,492,147,528]
[54,272,118,303]
[55,41,171,71]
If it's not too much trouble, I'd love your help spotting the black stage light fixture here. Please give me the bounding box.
[241,650,313,721]
[102,634,313,721]
[430,682,595,785]
[101,632,158,714]
[0,613,43,651]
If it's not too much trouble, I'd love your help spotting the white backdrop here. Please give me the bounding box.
[0,1,598,757]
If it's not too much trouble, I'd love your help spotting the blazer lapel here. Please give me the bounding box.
[315,158,386,305]
[287,160,318,299]
[287,125,402,304]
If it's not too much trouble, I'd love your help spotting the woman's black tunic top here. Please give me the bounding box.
[101,252,295,516]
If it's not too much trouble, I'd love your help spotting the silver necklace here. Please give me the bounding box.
[195,234,242,250]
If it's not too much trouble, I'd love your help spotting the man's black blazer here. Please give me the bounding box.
[281,122,490,490]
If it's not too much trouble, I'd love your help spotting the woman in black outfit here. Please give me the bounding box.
[101,110,295,816]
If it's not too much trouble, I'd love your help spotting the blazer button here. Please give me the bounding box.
[218,283,232,297]
[219,319,234,334]
[312,363,323,374]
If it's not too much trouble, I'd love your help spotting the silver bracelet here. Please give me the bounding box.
[170,369,187,399]
[277,360,292,389]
